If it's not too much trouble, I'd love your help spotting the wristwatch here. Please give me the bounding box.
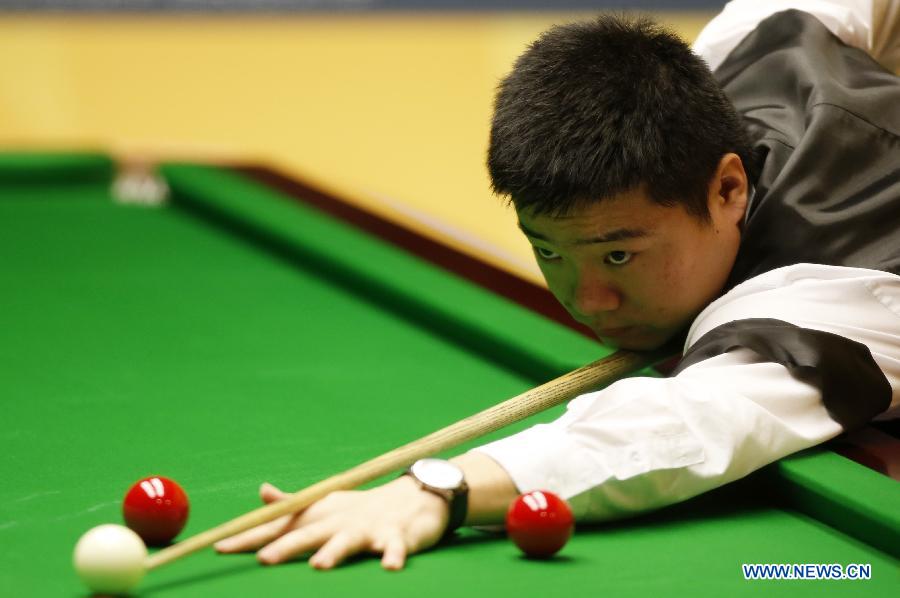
[405,458,469,537]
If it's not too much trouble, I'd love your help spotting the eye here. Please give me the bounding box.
[605,250,633,266]
[534,246,561,261]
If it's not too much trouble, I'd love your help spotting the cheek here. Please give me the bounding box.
[632,253,693,314]
[659,256,690,294]
[651,242,724,317]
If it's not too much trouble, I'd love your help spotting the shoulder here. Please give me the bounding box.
[688,264,900,351]
[692,0,891,72]
[679,264,900,427]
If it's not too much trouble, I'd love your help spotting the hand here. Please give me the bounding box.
[214,476,450,570]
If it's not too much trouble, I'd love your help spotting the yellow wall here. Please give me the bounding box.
[0,12,713,283]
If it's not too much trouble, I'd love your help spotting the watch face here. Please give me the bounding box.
[410,459,464,491]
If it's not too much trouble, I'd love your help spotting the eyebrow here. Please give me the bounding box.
[518,222,649,245]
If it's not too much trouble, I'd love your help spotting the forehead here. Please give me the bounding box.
[517,193,667,243]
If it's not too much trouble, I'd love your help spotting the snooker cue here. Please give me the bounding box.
[145,349,657,570]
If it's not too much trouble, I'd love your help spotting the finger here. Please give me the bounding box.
[214,514,298,553]
[215,482,294,552]
[380,532,408,571]
[260,482,289,504]
[257,520,335,565]
[308,529,369,570]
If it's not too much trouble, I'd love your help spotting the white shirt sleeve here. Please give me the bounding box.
[692,0,900,72]
[473,264,900,521]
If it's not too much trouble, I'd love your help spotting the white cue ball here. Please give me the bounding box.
[73,524,147,595]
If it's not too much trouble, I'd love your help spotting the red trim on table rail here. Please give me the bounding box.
[832,424,900,481]
[231,164,596,340]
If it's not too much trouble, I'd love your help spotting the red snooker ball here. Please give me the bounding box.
[122,476,189,546]
[506,490,574,559]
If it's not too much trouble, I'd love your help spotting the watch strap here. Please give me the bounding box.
[445,482,469,537]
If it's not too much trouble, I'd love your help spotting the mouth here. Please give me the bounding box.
[593,326,634,339]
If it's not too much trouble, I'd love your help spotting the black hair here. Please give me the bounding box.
[487,14,754,220]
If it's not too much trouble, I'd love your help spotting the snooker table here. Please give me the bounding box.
[0,152,897,597]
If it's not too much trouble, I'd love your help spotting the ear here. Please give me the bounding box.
[707,153,748,227]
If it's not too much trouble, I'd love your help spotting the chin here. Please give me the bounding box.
[597,331,672,352]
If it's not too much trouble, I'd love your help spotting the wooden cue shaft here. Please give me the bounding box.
[145,349,655,570]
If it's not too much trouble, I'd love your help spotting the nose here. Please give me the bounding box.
[568,272,621,320]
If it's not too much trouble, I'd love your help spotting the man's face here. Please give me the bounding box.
[518,187,743,350]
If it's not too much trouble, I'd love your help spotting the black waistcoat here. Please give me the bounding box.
[714,10,900,290]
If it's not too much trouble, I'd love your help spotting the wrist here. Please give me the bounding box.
[404,458,469,538]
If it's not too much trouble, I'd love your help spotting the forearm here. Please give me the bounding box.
[474,265,900,521]
[474,356,845,521]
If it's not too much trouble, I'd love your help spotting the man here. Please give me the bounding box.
[216,0,900,570]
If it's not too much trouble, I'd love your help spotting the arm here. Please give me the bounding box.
[475,264,899,521]
[692,0,900,72]
[214,265,899,567]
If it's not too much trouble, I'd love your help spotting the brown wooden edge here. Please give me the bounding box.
[230,163,595,339]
